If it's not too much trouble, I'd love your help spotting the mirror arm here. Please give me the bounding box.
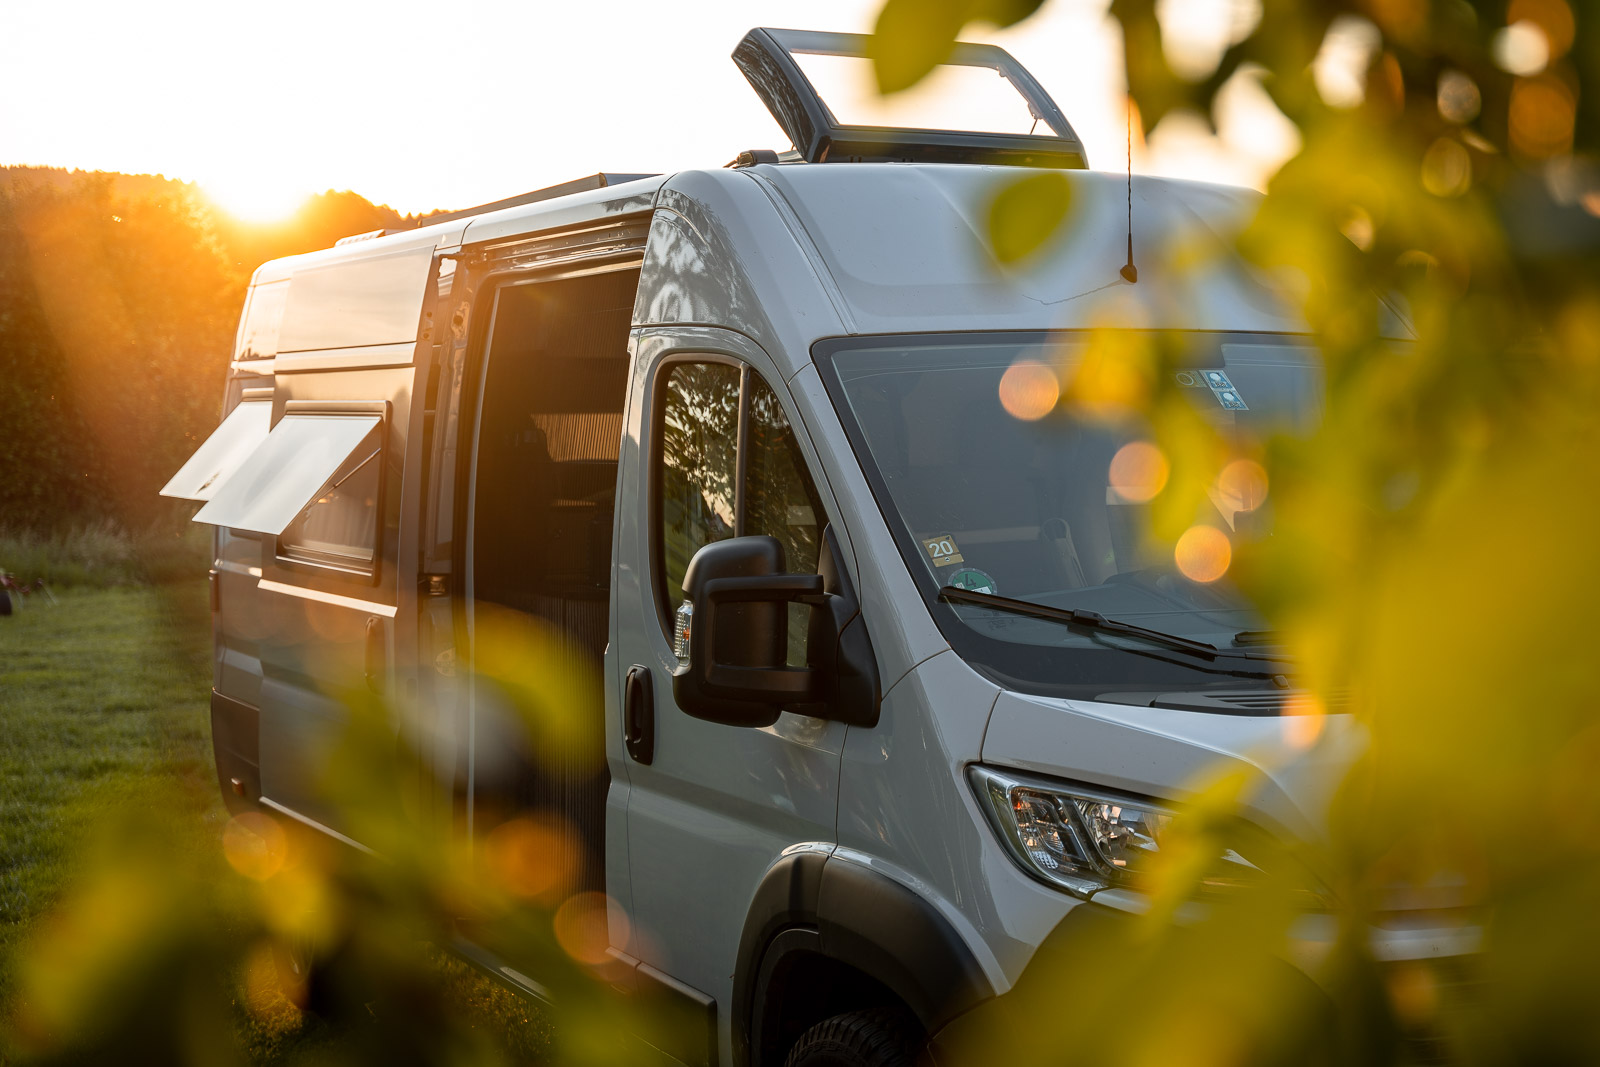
[806,525,881,728]
[704,573,825,606]
[698,573,828,702]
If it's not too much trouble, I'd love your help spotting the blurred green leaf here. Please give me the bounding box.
[967,0,1046,30]
[868,0,1045,94]
[868,0,965,94]
[985,170,1073,264]
[878,0,1600,1061]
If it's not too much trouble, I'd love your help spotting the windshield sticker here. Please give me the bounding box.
[922,535,965,567]
[948,568,998,595]
[1200,369,1249,410]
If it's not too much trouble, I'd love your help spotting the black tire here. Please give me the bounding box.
[272,932,377,1019]
[783,1007,921,1067]
[271,933,318,1011]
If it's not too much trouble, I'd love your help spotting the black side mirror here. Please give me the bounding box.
[672,526,879,729]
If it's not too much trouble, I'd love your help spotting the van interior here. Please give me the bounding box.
[467,266,641,891]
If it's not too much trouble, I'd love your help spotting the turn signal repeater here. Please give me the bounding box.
[673,599,693,664]
[970,766,1270,898]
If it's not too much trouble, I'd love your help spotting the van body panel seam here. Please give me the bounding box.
[739,171,858,335]
[874,645,953,709]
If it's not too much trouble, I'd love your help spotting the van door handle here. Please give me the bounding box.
[623,665,655,765]
[365,616,384,693]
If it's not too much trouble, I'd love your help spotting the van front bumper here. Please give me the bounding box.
[928,894,1481,1065]
[1088,885,1483,966]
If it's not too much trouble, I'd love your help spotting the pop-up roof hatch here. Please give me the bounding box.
[733,27,1087,168]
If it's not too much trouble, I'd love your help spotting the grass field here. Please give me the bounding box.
[0,524,211,591]
[0,583,551,1064]
[0,582,214,984]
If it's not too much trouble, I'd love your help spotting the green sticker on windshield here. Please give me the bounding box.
[949,568,998,595]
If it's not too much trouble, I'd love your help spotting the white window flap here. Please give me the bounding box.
[193,414,381,534]
[160,400,272,502]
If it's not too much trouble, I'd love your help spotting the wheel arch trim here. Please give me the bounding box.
[732,849,995,1066]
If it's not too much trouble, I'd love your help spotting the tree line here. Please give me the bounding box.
[0,167,433,533]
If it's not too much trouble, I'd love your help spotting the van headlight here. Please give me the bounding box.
[970,766,1263,898]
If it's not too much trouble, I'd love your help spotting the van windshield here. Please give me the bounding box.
[816,332,1322,700]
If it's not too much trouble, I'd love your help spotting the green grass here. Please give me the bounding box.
[0,584,552,1064]
[0,524,211,591]
[0,583,215,979]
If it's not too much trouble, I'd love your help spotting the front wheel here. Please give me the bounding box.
[783,1008,921,1067]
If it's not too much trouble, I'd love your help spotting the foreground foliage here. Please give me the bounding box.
[0,587,555,1065]
[868,0,1600,1063]
[5,2,1597,1064]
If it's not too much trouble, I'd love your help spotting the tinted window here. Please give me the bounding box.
[236,279,288,360]
[654,361,829,657]
[280,435,382,571]
[276,246,433,353]
[816,331,1323,700]
[745,375,824,575]
[658,362,741,604]
[745,376,826,665]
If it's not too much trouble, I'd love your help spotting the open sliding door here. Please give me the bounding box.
[462,266,640,900]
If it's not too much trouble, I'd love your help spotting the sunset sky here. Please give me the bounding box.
[3,0,1301,220]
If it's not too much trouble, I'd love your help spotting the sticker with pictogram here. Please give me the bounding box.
[921,534,965,567]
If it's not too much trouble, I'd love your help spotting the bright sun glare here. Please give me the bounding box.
[202,174,310,223]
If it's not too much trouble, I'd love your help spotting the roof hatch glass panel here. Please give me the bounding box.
[159,399,272,502]
[732,27,1087,168]
[192,413,381,534]
[791,53,1040,136]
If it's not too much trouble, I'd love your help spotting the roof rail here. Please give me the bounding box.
[406,172,657,229]
[334,228,386,246]
[332,173,660,246]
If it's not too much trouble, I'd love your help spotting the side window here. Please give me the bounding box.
[746,375,823,575]
[658,362,741,605]
[746,377,827,665]
[654,360,829,660]
[279,427,383,575]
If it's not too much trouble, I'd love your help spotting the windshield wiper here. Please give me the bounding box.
[937,586,1286,670]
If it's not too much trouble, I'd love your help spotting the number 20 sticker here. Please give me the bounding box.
[922,534,965,567]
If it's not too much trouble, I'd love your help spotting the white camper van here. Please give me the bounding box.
[163,28,1464,1067]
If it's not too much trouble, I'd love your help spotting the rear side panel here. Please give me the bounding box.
[254,363,414,824]
[207,230,453,834]
[212,365,275,810]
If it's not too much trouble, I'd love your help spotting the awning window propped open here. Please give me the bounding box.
[160,400,273,502]
[192,413,382,534]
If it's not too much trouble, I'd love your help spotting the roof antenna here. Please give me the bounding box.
[1120,95,1138,283]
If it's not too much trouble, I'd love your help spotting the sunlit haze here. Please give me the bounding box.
[2,0,1300,218]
